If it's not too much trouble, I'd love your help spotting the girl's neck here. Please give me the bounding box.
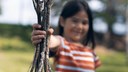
[64,37,84,47]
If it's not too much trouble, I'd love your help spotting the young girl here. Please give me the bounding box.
[31,0,101,72]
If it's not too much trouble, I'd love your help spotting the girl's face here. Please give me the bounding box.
[61,10,89,43]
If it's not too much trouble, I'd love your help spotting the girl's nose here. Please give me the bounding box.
[77,23,83,29]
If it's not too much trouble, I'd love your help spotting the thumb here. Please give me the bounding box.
[47,28,54,35]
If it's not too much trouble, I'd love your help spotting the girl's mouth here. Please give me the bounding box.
[72,31,82,35]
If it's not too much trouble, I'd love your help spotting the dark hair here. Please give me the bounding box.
[58,0,95,49]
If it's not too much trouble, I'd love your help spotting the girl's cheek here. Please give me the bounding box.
[85,24,89,30]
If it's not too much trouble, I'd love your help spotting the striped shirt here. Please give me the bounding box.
[53,36,101,72]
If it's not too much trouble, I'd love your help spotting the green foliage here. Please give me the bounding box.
[0,37,33,52]
[93,11,116,25]
[0,23,32,42]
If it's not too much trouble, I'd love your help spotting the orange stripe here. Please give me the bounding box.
[75,60,94,65]
[57,48,93,57]
[61,58,94,65]
[56,54,94,63]
[58,55,74,60]
[63,39,93,52]
[56,68,80,72]
[58,52,93,61]
[58,47,92,54]
[59,52,93,58]
[57,46,93,56]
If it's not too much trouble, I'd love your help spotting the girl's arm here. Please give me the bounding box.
[49,35,61,49]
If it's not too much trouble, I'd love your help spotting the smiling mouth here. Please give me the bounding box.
[73,31,82,35]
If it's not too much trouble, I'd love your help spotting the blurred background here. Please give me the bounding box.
[0,0,127,72]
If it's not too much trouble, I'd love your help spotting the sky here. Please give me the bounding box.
[0,0,36,24]
[0,0,126,34]
[0,0,105,25]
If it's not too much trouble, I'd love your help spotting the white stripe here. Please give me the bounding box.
[60,51,93,57]
[56,65,95,72]
[74,56,94,62]
[71,51,93,56]
[60,51,73,57]
[60,51,94,62]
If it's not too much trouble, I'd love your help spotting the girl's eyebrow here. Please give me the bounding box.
[72,16,88,21]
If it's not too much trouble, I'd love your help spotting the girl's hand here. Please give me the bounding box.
[31,24,54,46]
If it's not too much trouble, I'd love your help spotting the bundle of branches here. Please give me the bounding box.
[30,0,53,72]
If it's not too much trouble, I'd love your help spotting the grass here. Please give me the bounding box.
[0,37,128,72]
[0,37,34,72]
[95,46,128,72]
[0,51,33,72]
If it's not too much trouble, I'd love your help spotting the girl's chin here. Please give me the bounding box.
[71,37,82,42]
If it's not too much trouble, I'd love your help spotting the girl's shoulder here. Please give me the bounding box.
[54,35,64,40]
[82,46,94,51]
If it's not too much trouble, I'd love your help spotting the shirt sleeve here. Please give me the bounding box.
[53,35,64,56]
[93,52,102,69]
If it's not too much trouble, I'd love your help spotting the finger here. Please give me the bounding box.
[32,39,42,45]
[47,28,54,35]
[32,24,41,29]
[31,35,45,41]
[32,30,46,36]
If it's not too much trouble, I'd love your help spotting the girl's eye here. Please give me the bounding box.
[72,19,79,23]
[82,20,88,25]
[71,17,89,25]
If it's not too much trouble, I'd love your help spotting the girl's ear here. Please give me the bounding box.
[59,16,65,27]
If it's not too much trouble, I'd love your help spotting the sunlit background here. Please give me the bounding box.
[0,0,127,72]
